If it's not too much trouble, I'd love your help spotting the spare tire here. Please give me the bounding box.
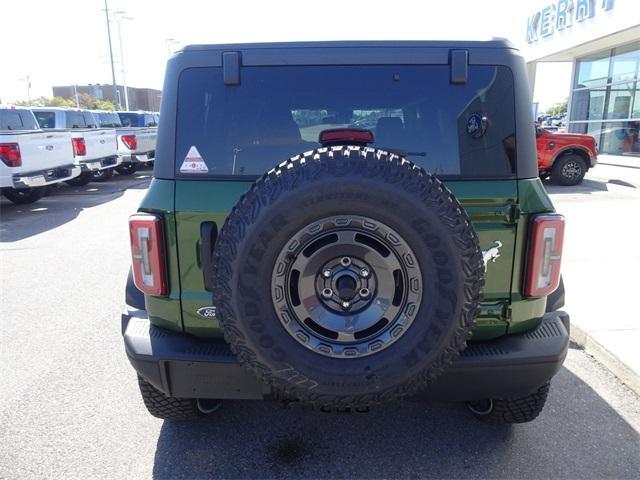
[213,146,484,407]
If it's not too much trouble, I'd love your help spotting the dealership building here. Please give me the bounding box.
[522,0,639,157]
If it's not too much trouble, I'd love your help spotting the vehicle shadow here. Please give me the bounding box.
[0,171,152,242]
[152,357,640,479]
[542,177,610,195]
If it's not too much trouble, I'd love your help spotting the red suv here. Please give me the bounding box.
[536,126,598,185]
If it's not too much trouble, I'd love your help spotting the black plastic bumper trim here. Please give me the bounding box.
[123,311,569,402]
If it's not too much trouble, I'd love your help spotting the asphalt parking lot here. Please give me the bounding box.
[1,165,639,479]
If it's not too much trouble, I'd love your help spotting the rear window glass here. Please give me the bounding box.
[0,110,39,130]
[66,111,87,128]
[118,113,141,127]
[143,114,157,127]
[175,65,516,178]
[34,111,56,129]
[83,112,98,128]
[97,112,122,128]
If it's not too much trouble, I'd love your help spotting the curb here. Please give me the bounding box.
[570,324,640,397]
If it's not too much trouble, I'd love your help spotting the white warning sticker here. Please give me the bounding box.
[179,146,209,174]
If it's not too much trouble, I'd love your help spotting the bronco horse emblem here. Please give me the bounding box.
[482,240,502,272]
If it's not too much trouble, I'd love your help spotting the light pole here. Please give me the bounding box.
[114,11,133,111]
[19,75,32,103]
[165,38,179,56]
[73,84,80,108]
[103,0,120,110]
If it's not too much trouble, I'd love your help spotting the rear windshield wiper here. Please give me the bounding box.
[382,148,426,158]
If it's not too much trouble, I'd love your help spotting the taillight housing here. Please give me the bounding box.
[524,214,565,297]
[121,134,137,150]
[72,137,86,157]
[129,214,167,296]
[0,143,21,167]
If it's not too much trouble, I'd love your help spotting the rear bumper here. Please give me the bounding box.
[78,155,121,172]
[122,310,570,402]
[12,164,81,188]
[119,151,155,164]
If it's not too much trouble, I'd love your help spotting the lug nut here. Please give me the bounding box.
[360,268,370,278]
[359,288,370,298]
[321,288,333,299]
[341,300,351,310]
[322,269,332,278]
[340,257,351,267]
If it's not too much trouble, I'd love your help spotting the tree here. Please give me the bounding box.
[76,93,116,111]
[93,99,116,111]
[48,97,76,108]
[15,96,75,108]
[14,94,116,111]
[546,99,568,117]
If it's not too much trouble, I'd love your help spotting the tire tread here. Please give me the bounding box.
[137,375,201,420]
[477,383,551,424]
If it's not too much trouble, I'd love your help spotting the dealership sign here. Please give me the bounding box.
[526,0,615,43]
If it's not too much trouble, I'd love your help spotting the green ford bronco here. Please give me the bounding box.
[123,40,569,423]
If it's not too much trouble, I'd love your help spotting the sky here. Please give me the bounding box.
[0,0,571,111]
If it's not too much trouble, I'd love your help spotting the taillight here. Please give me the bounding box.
[72,137,86,157]
[0,143,21,167]
[524,214,565,297]
[121,134,137,150]
[129,214,167,296]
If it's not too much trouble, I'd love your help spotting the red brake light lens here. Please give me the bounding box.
[524,214,565,297]
[72,137,86,157]
[0,143,22,167]
[319,128,374,146]
[129,214,167,296]
[121,134,137,150]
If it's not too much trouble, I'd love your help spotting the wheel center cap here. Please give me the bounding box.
[336,274,357,300]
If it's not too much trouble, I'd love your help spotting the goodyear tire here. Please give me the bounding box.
[213,146,484,408]
[551,154,587,186]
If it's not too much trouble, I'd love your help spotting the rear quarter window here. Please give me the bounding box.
[176,65,516,179]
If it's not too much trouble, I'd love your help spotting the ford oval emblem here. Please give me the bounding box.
[45,145,54,151]
[196,306,217,318]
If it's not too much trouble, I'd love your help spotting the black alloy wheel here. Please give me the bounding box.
[272,215,422,358]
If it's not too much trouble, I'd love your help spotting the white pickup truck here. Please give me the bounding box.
[0,107,80,204]
[32,108,120,185]
[93,110,157,175]
[113,111,157,175]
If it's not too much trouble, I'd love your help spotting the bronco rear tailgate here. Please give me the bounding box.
[173,178,519,339]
